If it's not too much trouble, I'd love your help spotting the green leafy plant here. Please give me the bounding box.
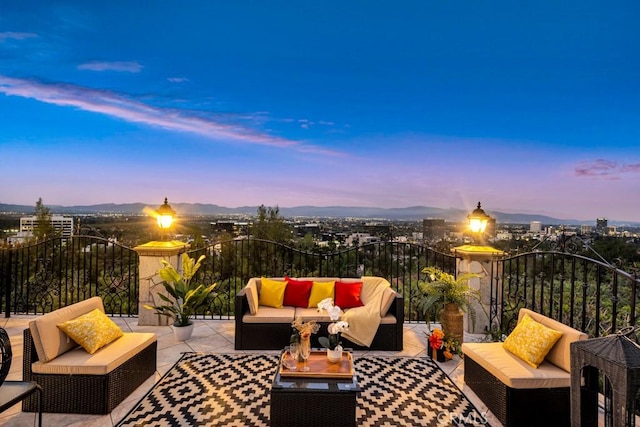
[144,254,217,327]
[415,266,483,328]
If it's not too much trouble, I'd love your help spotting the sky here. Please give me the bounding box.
[0,1,638,222]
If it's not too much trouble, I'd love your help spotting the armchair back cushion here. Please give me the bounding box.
[29,296,105,362]
[517,308,588,371]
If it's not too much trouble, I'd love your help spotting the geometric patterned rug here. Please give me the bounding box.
[117,352,486,426]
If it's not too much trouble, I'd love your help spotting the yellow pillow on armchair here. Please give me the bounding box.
[503,313,563,368]
[57,308,124,354]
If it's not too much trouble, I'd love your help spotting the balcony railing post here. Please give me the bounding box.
[134,240,189,326]
[452,245,506,334]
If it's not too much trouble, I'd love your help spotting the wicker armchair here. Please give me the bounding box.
[22,328,156,414]
[21,297,157,414]
[0,328,42,425]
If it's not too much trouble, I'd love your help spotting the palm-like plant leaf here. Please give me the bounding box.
[144,254,217,327]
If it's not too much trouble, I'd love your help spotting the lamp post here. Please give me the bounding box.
[156,197,176,240]
[467,201,490,244]
[134,197,187,326]
[451,201,505,334]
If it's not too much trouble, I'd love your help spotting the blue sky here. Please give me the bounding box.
[0,1,638,222]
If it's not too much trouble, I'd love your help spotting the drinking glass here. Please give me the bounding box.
[300,341,311,371]
[287,343,300,370]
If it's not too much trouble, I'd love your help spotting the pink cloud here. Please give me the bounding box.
[575,159,640,179]
[78,61,143,72]
[0,75,342,155]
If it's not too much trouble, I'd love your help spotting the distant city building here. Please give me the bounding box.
[580,225,593,235]
[345,233,379,246]
[361,223,392,241]
[20,215,74,238]
[210,220,248,237]
[295,223,322,238]
[422,218,446,241]
[530,221,542,233]
[596,217,608,234]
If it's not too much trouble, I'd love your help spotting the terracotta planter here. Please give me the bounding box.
[440,303,464,344]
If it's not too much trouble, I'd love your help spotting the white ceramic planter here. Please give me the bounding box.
[327,345,343,363]
[173,322,195,341]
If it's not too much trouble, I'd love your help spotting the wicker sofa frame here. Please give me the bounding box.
[234,287,404,351]
[464,355,570,426]
[22,328,157,414]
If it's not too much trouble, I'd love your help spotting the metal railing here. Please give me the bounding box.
[0,236,138,316]
[186,239,456,320]
[2,236,638,339]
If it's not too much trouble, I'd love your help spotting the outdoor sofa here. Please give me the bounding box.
[461,308,588,426]
[235,276,403,350]
[22,296,157,414]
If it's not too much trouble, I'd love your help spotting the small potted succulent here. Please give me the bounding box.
[144,253,216,341]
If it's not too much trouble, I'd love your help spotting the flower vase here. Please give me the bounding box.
[299,333,311,363]
[431,347,446,362]
[327,345,343,363]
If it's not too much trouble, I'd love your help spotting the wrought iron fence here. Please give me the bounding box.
[186,239,456,321]
[497,247,640,338]
[1,236,638,339]
[0,236,138,316]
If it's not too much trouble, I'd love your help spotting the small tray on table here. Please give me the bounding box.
[280,350,353,378]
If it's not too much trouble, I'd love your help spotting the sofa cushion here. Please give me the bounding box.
[308,281,335,308]
[283,277,313,308]
[462,342,571,389]
[503,314,563,368]
[29,296,105,363]
[57,308,124,354]
[335,281,364,308]
[31,332,156,375]
[243,306,296,323]
[294,307,334,322]
[245,279,259,315]
[259,277,287,308]
[518,308,588,371]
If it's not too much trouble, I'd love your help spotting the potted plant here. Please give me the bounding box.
[144,253,216,341]
[416,266,482,344]
[317,298,349,362]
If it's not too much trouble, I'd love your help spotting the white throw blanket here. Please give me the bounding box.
[341,277,390,347]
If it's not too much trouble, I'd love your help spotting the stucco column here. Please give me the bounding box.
[134,240,189,326]
[452,244,505,334]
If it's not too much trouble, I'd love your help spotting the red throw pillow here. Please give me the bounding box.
[335,281,364,308]
[283,277,313,308]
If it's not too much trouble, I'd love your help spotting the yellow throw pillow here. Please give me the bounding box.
[308,281,335,308]
[503,314,563,368]
[258,278,287,308]
[57,308,124,354]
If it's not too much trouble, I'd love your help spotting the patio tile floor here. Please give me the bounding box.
[0,316,502,426]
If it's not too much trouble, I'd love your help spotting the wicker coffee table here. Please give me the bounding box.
[270,348,360,427]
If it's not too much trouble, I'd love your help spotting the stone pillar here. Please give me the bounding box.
[452,244,505,334]
[134,240,189,326]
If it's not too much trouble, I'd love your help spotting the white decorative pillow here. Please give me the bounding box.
[57,308,124,354]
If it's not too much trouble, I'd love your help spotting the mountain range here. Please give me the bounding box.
[3,202,636,226]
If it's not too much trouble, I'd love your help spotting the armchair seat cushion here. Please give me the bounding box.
[462,342,570,389]
[31,332,156,376]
